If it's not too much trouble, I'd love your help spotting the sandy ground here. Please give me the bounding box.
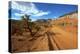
[26,25,78,51]
[11,22,78,52]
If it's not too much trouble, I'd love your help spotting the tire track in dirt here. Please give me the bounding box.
[27,25,77,51]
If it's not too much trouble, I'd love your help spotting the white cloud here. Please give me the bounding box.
[11,1,29,12]
[11,1,50,17]
[14,13,24,16]
[33,11,50,17]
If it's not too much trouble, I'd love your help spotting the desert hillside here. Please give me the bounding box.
[9,11,78,52]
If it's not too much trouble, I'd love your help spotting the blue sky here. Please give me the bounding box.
[9,1,78,21]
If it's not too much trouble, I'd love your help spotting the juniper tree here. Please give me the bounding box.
[21,14,33,36]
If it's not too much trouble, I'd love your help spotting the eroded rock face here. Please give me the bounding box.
[10,11,78,52]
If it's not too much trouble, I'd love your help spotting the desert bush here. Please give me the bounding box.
[21,14,41,37]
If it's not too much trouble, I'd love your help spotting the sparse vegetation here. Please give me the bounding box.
[10,11,78,52]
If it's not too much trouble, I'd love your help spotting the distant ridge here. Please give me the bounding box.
[59,10,78,18]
